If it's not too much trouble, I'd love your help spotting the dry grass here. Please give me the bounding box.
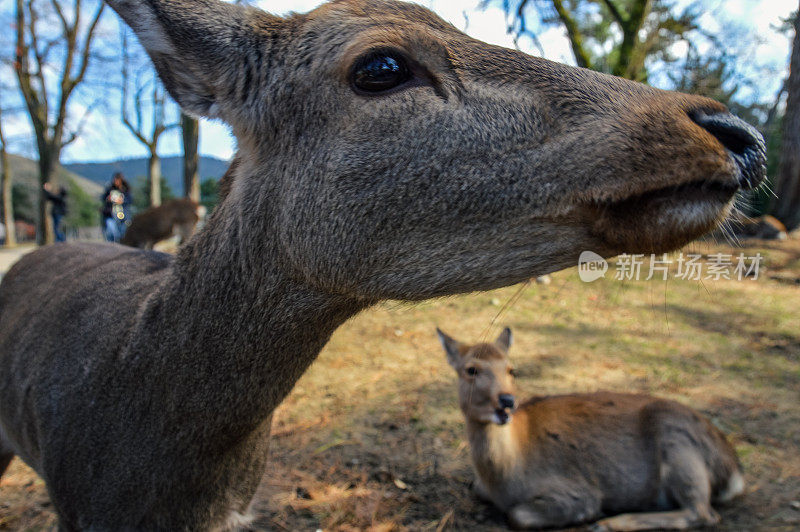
[1,237,799,531]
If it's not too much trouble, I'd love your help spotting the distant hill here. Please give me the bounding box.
[5,154,103,224]
[3,154,230,229]
[8,154,102,197]
[64,155,230,193]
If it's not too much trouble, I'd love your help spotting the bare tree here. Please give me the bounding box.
[772,7,800,230]
[181,113,199,202]
[0,105,16,248]
[120,30,174,207]
[13,0,105,244]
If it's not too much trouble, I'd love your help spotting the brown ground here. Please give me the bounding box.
[1,237,799,531]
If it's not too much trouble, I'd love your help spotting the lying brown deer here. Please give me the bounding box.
[0,0,764,529]
[731,213,788,240]
[121,197,206,249]
[438,328,744,531]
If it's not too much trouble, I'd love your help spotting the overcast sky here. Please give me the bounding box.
[5,0,797,164]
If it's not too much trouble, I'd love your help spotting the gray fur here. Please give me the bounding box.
[0,0,759,529]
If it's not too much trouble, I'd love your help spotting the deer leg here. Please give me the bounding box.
[592,443,721,531]
[0,452,13,479]
[591,507,719,531]
[508,504,548,530]
[56,518,80,532]
[175,222,195,245]
[0,433,14,480]
[508,484,602,530]
[661,439,721,525]
[472,477,492,503]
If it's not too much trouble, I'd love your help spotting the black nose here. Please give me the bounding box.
[690,111,766,190]
[498,394,515,409]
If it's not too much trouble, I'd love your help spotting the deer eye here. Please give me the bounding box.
[466,367,478,376]
[508,368,517,377]
[351,50,411,94]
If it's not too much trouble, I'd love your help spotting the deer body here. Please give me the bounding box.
[0,0,764,529]
[121,198,206,249]
[439,329,743,531]
[0,236,362,529]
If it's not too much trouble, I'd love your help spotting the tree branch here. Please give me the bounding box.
[27,1,50,121]
[627,17,666,82]
[763,77,788,135]
[551,0,593,69]
[14,0,47,141]
[121,32,150,147]
[628,0,653,32]
[512,0,545,55]
[49,0,69,33]
[0,106,7,151]
[598,0,626,27]
[70,2,105,91]
[61,98,99,147]
[614,0,653,78]
[53,0,81,148]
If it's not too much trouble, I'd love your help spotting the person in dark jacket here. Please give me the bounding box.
[101,173,132,242]
[43,182,68,242]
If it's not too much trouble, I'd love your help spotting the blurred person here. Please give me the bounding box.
[101,173,132,242]
[43,182,68,243]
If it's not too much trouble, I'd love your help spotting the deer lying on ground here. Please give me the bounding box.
[730,213,788,240]
[121,197,207,249]
[438,328,744,531]
[0,0,765,529]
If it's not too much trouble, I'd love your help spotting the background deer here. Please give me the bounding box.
[0,0,765,529]
[729,213,788,240]
[438,328,744,531]
[121,197,207,249]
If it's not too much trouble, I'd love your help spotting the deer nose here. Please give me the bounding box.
[498,394,515,409]
[690,111,767,190]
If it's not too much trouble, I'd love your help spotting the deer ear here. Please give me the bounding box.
[107,0,279,120]
[436,328,462,368]
[495,327,512,352]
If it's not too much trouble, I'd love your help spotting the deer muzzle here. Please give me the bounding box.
[690,111,767,190]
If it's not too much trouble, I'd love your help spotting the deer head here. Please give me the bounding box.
[108,0,766,301]
[438,327,517,425]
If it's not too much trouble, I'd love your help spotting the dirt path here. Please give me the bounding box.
[0,245,36,277]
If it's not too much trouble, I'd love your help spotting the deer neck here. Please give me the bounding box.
[127,193,368,433]
[466,416,523,482]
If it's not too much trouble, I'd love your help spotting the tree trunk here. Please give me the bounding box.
[182,114,200,202]
[0,145,16,248]
[613,0,652,80]
[771,7,800,230]
[37,151,56,245]
[149,150,162,207]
